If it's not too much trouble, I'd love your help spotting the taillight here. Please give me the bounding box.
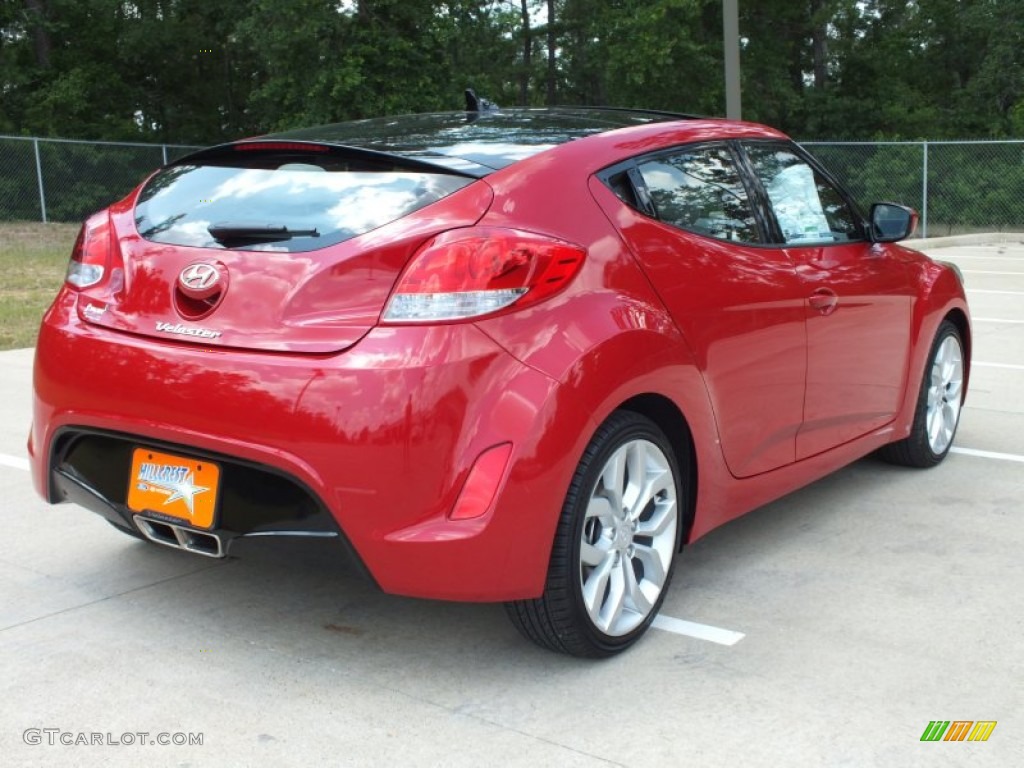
[382,227,586,323]
[233,141,330,153]
[66,211,112,290]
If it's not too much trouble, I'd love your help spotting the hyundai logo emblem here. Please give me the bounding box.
[178,263,222,299]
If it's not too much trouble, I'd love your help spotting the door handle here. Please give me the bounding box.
[808,288,838,315]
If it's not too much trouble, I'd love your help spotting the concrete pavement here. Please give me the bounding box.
[1,242,1021,767]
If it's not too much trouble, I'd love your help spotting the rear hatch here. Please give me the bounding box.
[77,141,491,354]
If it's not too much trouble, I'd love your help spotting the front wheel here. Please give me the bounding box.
[879,319,965,467]
[506,411,686,657]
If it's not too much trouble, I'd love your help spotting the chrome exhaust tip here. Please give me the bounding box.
[134,516,225,558]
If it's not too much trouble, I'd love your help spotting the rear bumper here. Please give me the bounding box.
[31,293,587,601]
[49,425,365,561]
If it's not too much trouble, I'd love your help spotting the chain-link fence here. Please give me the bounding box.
[804,140,1024,238]
[0,136,200,224]
[2,135,1023,235]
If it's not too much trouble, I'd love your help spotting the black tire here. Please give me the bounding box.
[879,319,964,468]
[506,411,687,657]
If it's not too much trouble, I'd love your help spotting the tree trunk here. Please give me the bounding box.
[24,0,52,69]
[520,0,532,106]
[546,0,556,104]
[810,0,828,89]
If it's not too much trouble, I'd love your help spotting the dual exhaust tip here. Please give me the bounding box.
[134,516,225,558]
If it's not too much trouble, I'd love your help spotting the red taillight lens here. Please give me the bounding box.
[233,141,330,153]
[382,227,586,323]
[66,212,112,290]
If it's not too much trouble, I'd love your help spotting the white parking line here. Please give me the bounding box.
[0,453,30,471]
[967,289,1024,296]
[948,255,1024,260]
[951,447,1024,464]
[972,318,1024,324]
[3,439,1015,644]
[2,450,751,645]
[10,444,1017,476]
[975,361,1024,370]
[652,614,746,645]
[961,270,1024,275]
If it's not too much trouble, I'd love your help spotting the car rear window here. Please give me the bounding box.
[134,148,473,253]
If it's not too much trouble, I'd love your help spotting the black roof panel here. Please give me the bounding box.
[269,108,685,175]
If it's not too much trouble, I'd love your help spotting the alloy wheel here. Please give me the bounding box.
[926,334,964,455]
[579,438,678,636]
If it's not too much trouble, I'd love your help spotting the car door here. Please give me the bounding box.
[599,143,808,478]
[740,142,915,459]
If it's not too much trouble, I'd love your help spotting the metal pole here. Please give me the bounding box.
[724,0,742,120]
[33,138,48,224]
[162,144,168,165]
[921,141,928,239]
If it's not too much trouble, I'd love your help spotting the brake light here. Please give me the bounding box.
[233,141,330,153]
[382,227,586,322]
[66,211,112,289]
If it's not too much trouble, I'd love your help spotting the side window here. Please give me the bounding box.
[635,146,761,244]
[744,144,862,245]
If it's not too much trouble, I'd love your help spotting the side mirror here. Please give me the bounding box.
[869,202,918,243]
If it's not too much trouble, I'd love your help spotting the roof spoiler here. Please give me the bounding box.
[167,140,480,178]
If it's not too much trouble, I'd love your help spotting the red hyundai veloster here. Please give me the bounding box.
[29,107,970,656]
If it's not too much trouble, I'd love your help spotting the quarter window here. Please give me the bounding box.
[636,147,761,243]
[744,145,862,245]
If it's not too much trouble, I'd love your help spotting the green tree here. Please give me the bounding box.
[1,0,1022,142]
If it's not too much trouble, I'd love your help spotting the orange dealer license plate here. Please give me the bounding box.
[127,448,220,529]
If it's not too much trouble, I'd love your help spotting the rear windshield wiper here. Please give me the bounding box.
[208,223,320,245]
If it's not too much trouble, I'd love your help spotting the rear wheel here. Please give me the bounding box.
[506,411,686,657]
[880,319,964,467]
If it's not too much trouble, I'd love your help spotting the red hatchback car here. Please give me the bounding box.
[30,107,970,656]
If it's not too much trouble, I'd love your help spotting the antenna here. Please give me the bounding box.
[465,89,499,113]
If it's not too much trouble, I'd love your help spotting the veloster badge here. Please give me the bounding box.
[155,321,222,339]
